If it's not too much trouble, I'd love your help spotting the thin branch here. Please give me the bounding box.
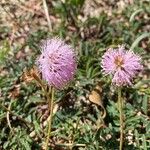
[42,0,52,31]
[55,143,86,147]
[6,101,15,134]
[45,87,55,150]
[118,88,124,150]
[0,103,33,127]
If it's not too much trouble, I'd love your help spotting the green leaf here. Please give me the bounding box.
[142,95,148,115]
[146,122,150,133]
[21,138,31,150]
[129,9,144,22]
[130,33,150,51]
[0,40,10,64]
[134,130,141,150]
[142,135,147,150]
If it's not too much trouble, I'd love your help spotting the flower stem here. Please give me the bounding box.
[118,88,123,150]
[45,87,55,150]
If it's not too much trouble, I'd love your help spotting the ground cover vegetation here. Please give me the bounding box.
[0,0,150,149]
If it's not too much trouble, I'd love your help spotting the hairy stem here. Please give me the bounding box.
[118,88,123,150]
[45,87,55,150]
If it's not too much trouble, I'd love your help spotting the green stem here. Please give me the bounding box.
[45,87,55,150]
[118,88,123,150]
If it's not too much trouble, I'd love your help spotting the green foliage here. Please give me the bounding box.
[3,128,32,150]
[0,0,150,149]
[0,40,10,64]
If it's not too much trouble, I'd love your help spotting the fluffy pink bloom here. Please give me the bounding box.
[37,38,77,89]
[101,45,143,86]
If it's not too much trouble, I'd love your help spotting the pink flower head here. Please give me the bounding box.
[101,45,143,86]
[37,38,77,89]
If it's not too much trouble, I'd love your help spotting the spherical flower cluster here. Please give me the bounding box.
[101,45,143,86]
[37,38,77,89]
